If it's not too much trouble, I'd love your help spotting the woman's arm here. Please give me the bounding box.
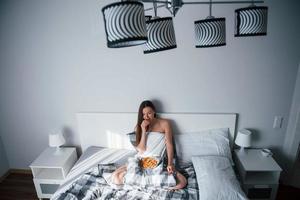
[136,132,147,153]
[135,120,150,153]
[163,120,175,173]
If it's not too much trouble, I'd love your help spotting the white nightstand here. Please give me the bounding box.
[234,149,282,200]
[30,147,77,199]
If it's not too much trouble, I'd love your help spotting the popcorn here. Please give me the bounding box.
[140,157,158,169]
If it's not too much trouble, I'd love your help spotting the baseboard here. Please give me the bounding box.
[0,168,32,182]
[9,168,32,175]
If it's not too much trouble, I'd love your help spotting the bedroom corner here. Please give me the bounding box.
[0,135,9,180]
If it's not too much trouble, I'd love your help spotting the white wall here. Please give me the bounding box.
[282,63,300,182]
[0,0,299,169]
[0,135,9,177]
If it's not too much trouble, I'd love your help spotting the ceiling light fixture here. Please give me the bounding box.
[101,0,267,52]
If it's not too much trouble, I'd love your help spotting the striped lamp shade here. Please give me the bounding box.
[143,17,177,54]
[235,6,268,36]
[195,18,226,48]
[102,1,148,48]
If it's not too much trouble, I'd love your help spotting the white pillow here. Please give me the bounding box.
[192,156,247,200]
[174,128,233,165]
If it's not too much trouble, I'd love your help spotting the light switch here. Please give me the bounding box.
[273,116,283,129]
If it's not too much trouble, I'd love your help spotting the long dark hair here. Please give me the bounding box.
[135,100,156,146]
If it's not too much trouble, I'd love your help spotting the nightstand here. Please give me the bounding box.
[234,149,282,200]
[30,147,77,199]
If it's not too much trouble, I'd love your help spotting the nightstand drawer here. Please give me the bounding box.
[243,183,278,200]
[40,183,60,194]
[248,187,272,199]
[33,178,62,198]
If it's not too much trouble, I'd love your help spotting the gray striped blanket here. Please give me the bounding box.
[123,156,176,189]
[55,163,198,200]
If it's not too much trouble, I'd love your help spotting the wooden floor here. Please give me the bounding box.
[0,173,38,200]
[276,183,300,200]
[0,173,300,200]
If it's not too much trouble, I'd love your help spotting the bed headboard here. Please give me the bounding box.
[77,112,237,152]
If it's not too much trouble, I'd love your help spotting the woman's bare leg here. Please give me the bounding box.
[168,171,187,190]
[111,165,127,185]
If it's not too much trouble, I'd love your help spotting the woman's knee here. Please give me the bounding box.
[111,172,121,185]
[112,168,126,185]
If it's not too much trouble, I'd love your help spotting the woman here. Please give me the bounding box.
[111,100,187,190]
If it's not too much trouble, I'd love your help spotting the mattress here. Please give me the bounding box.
[51,146,246,200]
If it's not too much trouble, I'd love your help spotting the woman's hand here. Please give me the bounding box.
[167,164,175,174]
[141,120,151,132]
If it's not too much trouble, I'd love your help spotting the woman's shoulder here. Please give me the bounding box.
[156,118,171,127]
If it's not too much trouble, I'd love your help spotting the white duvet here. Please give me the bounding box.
[51,146,136,200]
[192,156,248,200]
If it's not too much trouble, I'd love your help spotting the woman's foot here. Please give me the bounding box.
[168,171,187,191]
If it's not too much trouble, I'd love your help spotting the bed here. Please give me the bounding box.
[51,112,248,200]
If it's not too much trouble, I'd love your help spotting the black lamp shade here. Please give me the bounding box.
[235,6,268,37]
[194,18,226,48]
[143,17,177,54]
[102,1,148,48]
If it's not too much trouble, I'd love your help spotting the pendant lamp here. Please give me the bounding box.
[235,6,268,36]
[195,17,226,48]
[194,0,226,48]
[143,17,177,54]
[102,1,148,48]
[143,2,176,54]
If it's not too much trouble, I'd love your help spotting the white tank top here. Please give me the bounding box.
[138,132,166,158]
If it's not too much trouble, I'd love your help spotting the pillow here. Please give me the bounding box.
[174,128,233,166]
[192,156,247,200]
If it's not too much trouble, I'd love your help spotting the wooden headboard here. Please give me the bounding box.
[76,112,237,152]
